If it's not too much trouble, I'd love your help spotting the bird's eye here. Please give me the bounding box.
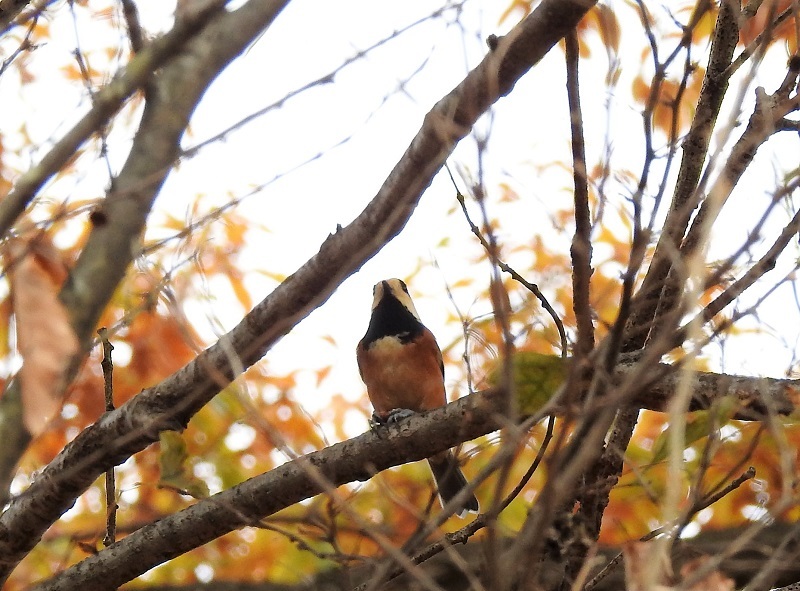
[399,280,408,293]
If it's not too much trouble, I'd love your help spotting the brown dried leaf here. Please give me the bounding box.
[8,237,78,436]
[623,541,673,591]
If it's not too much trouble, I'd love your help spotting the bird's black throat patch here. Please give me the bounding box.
[362,292,424,347]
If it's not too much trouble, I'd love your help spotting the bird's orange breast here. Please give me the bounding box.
[357,330,446,417]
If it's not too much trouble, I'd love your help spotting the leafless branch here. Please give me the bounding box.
[565,29,594,364]
[97,328,117,548]
[450,170,568,356]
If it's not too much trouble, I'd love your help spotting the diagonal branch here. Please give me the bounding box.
[648,77,800,344]
[0,0,598,582]
[30,394,504,591]
[0,0,34,33]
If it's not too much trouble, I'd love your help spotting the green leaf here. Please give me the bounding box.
[490,352,568,414]
[158,431,210,499]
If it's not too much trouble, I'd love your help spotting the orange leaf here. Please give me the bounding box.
[594,4,620,54]
[229,272,252,311]
[8,237,78,436]
[60,63,83,82]
[740,0,796,45]
[578,4,620,56]
[315,365,332,386]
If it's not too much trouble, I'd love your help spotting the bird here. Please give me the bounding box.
[356,278,479,516]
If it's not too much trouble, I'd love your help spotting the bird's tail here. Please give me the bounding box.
[427,451,479,517]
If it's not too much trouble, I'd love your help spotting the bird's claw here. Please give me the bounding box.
[386,408,416,423]
[369,412,385,431]
[370,408,416,430]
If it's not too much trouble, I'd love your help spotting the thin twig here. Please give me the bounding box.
[565,29,594,364]
[69,0,118,193]
[447,165,568,357]
[625,0,739,350]
[674,196,800,347]
[120,0,145,53]
[0,2,600,583]
[726,3,796,78]
[0,12,39,78]
[680,77,800,258]
[255,522,365,564]
[97,328,117,548]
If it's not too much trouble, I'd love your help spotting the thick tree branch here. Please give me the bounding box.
[0,0,598,581]
[0,0,235,499]
[620,363,797,418]
[0,0,33,33]
[99,520,800,591]
[571,8,738,564]
[58,0,291,349]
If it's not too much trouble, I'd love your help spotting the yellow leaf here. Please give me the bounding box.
[257,270,288,283]
[650,397,737,464]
